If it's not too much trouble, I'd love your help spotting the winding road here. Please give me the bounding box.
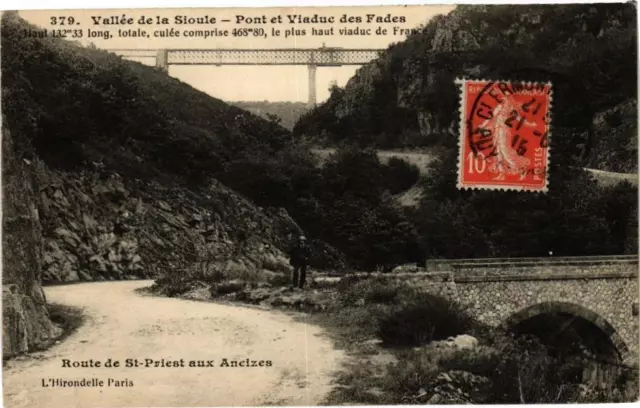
[312,148,639,186]
[3,281,344,408]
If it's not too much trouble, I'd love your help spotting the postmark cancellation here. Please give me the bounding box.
[456,78,552,192]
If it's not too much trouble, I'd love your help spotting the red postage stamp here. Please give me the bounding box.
[456,79,552,192]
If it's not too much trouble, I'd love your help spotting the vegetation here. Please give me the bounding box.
[294,148,423,270]
[295,4,637,173]
[2,12,291,186]
[316,277,477,350]
[231,101,309,131]
[366,333,638,404]
[382,157,420,194]
[4,6,638,405]
[297,4,639,261]
[1,13,420,272]
[190,274,638,404]
[213,144,423,270]
[322,278,638,404]
[411,149,638,258]
[377,292,474,347]
[5,6,636,273]
[46,303,85,347]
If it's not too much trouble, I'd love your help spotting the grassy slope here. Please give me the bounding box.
[1,13,302,282]
[2,12,290,185]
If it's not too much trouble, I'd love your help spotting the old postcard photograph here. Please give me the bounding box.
[1,2,638,407]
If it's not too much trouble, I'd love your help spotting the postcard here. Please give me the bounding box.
[2,3,638,407]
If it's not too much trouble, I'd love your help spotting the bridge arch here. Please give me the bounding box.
[504,301,630,364]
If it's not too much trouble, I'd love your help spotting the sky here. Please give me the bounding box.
[20,6,455,103]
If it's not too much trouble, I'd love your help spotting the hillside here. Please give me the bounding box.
[294,4,637,173]
[232,101,309,131]
[1,11,425,295]
[2,7,637,367]
[297,4,638,260]
[3,17,294,184]
[3,6,637,288]
[1,12,304,289]
[2,11,423,356]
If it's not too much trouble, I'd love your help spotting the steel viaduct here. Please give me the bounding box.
[109,47,383,106]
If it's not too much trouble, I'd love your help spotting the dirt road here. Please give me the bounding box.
[3,281,345,407]
[312,148,639,185]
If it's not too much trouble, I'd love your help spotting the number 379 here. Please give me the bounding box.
[50,16,76,25]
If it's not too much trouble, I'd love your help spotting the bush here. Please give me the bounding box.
[383,348,443,399]
[436,331,640,404]
[336,276,390,306]
[583,365,640,402]
[337,277,437,307]
[260,254,291,273]
[213,281,245,295]
[152,271,196,297]
[324,305,388,343]
[382,157,420,194]
[377,293,474,347]
[336,274,368,294]
[485,335,584,403]
[577,367,639,403]
[364,282,400,304]
[438,347,501,378]
[266,273,291,287]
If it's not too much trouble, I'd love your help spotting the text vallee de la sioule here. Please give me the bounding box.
[88,13,407,26]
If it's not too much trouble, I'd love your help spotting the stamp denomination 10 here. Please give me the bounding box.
[456,79,552,192]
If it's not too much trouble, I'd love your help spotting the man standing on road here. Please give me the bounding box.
[290,235,311,289]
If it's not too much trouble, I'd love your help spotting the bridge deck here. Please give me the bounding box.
[427,255,638,270]
[108,48,383,66]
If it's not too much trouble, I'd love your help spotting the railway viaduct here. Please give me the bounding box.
[109,47,383,106]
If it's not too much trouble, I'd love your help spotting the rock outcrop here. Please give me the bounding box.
[587,99,638,172]
[294,4,637,171]
[431,334,480,350]
[1,13,309,286]
[176,281,339,313]
[1,12,320,359]
[2,123,61,358]
[36,166,301,283]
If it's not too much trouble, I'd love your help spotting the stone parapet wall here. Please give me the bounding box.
[379,262,639,365]
[456,278,638,363]
[454,268,637,282]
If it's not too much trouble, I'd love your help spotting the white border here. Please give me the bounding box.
[0,0,632,11]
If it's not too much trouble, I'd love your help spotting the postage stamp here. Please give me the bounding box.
[456,78,552,192]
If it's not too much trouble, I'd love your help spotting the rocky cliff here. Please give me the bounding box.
[294,4,637,171]
[1,11,304,286]
[2,123,61,357]
[37,168,300,283]
[1,12,310,356]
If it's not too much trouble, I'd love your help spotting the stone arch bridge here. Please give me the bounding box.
[389,255,638,368]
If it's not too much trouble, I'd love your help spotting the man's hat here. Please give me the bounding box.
[299,235,307,241]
